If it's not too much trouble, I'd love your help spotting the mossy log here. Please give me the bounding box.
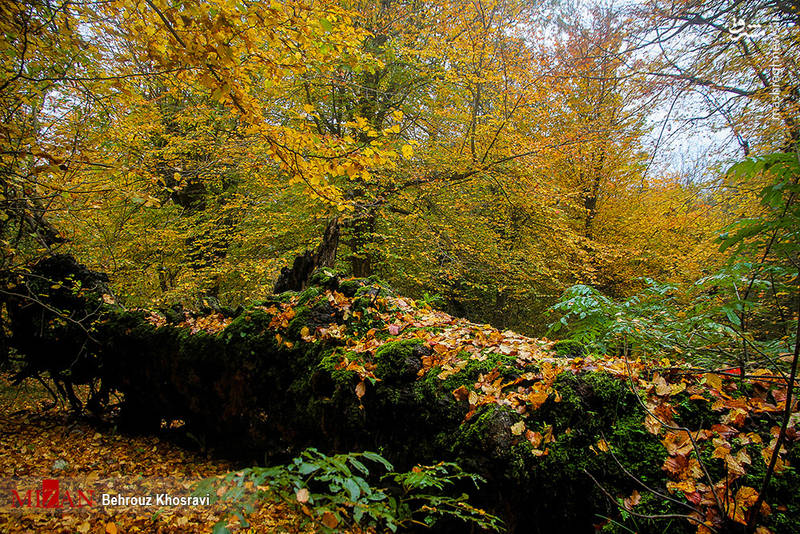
[4,260,799,534]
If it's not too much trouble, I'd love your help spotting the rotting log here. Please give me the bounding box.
[4,257,799,534]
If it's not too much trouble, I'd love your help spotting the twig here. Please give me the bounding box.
[746,291,800,533]
[621,347,726,517]
[583,469,712,530]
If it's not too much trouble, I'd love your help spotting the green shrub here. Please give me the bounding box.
[195,448,503,533]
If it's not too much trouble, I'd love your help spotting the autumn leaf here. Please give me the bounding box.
[355,381,366,399]
[623,490,641,510]
[644,414,662,435]
[526,430,542,448]
[453,385,469,401]
[296,487,310,504]
[321,511,339,528]
[729,486,766,525]
[652,374,671,396]
[704,373,723,391]
[662,431,693,456]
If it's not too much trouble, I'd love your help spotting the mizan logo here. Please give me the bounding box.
[11,479,95,509]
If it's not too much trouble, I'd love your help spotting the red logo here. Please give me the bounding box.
[11,479,94,508]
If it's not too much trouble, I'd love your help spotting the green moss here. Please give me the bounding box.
[308,268,338,288]
[354,280,394,298]
[437,352,521,393]
[374,339,423,383]
[737,441,800,533]
[519,370,688,533]
[452,404,516,454]
[295,286,322,306]
[319,349,359,385]
[270,291,298,303]
[224,309,274,341]
[338,278,366,297]
[286,307,312,340]
[672,391,719,429]
[552,339,587,358]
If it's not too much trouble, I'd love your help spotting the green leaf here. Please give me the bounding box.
[319,17,333,32]
[362,451,393,470]
[298,462,320,475]
[343,478,361,500]
[349,457,369,475]
[353,505,364,523]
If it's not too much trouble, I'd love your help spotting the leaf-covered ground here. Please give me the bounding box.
[0,375,357,534]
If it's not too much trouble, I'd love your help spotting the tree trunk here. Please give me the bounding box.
[274,218,340,293]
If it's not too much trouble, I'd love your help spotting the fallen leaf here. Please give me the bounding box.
[526,430,542,447]
[623,490,641,510]
[453,385,469,401]
[704,373,723,391]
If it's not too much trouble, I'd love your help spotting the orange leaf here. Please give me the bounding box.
[662,431,693,456]
[321,511,339,528]
[623,490,641,510]
[526,430,542,447]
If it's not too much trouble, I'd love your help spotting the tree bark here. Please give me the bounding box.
[274,218,340,293]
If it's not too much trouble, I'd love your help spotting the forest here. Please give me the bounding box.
[0,0,799,533]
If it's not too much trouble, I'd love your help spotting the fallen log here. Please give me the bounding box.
[4,259,799,533]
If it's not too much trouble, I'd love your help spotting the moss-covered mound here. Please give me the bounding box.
[5,264,799,533]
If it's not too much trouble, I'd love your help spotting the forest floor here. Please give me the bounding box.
[0,374,336,534]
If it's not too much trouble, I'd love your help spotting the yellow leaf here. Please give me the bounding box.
[704,373,723,391]
[511,421,525,435]
[401,144,413,159]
